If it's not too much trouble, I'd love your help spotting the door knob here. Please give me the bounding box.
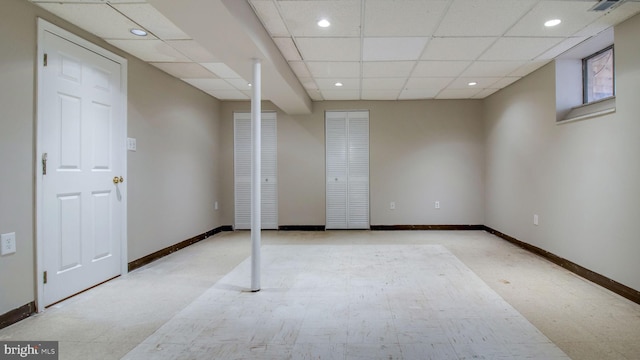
[113,176,124,184]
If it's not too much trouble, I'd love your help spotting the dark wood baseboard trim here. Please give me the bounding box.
[0,302,36,330]
[483,226,640,305]
[128,225,232,272]
[279,225,326,231]
[371,224,485,231]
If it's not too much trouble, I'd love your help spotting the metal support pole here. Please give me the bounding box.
[250,59,261,292]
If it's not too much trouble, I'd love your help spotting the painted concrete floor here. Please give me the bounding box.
[1,231,639,359]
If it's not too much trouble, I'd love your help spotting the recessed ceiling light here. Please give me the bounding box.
[317,19,331,28]
[544,19,561,27]
[130,28,148,36]
[248,83,252,87]
[334,82,343,87]
[468,82,478,86]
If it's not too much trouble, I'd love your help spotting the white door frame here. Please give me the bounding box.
[35,19,128,312]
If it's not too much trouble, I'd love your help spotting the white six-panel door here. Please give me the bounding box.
[39,23,126,307]
[234,112,278,230]
[326,111,370,229]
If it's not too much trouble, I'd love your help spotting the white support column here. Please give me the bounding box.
[251,59,261,292]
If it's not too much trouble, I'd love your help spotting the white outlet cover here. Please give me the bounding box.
[1,232,16,255]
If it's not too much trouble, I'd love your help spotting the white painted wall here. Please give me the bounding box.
[484,14,640,292]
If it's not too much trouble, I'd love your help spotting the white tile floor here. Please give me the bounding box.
[1,230,639,359]
[123,244,568,359]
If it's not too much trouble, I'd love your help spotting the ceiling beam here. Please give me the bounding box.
[147,0,312,114]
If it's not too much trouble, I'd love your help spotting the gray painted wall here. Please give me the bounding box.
[220,100,485,227]
[0,0,224,315]
[484,14,640,291]
[1,0,638,319]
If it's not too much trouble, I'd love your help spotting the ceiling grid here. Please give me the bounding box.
[27,0,640,109]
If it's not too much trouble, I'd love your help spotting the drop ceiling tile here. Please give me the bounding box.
[421,37,496,61]
[320,90,360,100]
[398,88,440,100]
[151,63,216,79]
[574,2,640,37]
[412,61,471,77]
[288,61,312,78]
[298,78,320,90]
[296,38,360,61]
[362,62,415,78]
[537,36,589,60]
[472,88,500,98]
[307,62,360,78]
[506,1,601,37]
[461,61,527,77]
[36,3,155,40]
[510,60,551,77]
[364,0,449,36]
[448,77,501,89]
[200,63,242,79]
[479,37,563,61]
[403,77,453,94]
[435,0,538,36]
[106,39,190,62]
[249,0,290,37]
[111,3,190,40]
[32,0,145,3]
[307,89,324,101]
[436,88,482,99]
[165,40,219,62]
[362,78,407,91]
[315,79,359,90]
[226,79,252,91]
[361,90,401,100]
[274,38,302,61]
[363,37,429,61]
[206,89,250,100]
[182,78,235,91]
[489,77,521,89]
[277,0,361,37]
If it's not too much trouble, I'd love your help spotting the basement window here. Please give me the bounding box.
[555,28,616,124]
[583,46,614,104]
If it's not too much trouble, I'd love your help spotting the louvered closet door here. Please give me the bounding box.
[326,113,348,229]
[347,112,370,228]
[325,111,369,229]
[234,112,278,230]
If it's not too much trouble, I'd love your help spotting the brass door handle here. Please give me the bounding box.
[113,176,124,184]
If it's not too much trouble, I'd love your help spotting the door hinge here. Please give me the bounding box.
[43,271,48,284]
[42,153,48,175]
[43,53,48,67]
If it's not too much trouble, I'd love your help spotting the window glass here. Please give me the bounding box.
[583,47,614,103]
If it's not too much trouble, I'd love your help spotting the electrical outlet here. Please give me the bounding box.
[435,201,440,209]
[390,201,395,210]
[215,201,219,210]
[534,214,539,226]
[1,232,16,255]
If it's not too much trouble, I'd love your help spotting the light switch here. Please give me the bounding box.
[127,138,137,151]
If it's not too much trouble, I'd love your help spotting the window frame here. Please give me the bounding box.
[582,45,615,104]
